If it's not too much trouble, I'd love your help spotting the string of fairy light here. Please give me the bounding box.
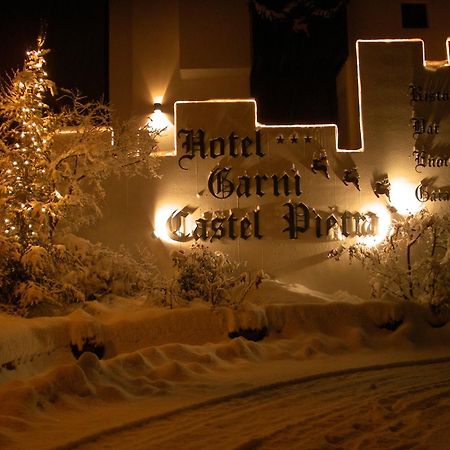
[2,37,56,246]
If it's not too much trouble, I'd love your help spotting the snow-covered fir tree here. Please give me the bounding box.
[0,37,57,247]
[0,37,161,314]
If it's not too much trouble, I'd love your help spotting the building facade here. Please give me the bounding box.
[102,1,450,296]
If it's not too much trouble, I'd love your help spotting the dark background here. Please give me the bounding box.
[250,0,348,124]
[0,0,109,101]
[0,1,348,123]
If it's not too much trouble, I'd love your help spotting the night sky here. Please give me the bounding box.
[0,0,108,101]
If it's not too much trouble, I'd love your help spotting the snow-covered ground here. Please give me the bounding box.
[1,280,450,449]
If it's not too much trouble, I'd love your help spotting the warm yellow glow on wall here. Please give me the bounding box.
[446,37,450,64]
[148,109,173,133]
[153,204,179,243]
[357,203,392,247]
[147,100,175,154]
[389,178,423,215]
[153,204,196,244]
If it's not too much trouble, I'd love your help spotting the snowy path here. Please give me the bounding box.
[2,296,450,449]
[66,359,450,450]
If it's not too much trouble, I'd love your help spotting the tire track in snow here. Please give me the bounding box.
[57,357,450,450]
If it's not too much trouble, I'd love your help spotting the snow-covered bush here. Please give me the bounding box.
[54,234,163,300]
[171,244,263,308]
[0,37,161,315]
[0,233,164,315]
[330,210,450,314]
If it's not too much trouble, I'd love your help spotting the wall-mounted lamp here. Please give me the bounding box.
[148,102,171,132]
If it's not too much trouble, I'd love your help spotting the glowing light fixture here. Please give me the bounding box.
[154,204,175,242]
[357,203,392,247]
[389,178,422,215]
[148,102,172,132]
[153,204,193,244]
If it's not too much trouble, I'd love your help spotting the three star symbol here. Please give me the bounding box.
[276,134,312,144]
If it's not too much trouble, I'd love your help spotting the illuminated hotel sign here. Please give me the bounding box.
[168,119,379,243]
[151,40,450,289]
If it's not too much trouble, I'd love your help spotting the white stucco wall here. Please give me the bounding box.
[103,3,450,296]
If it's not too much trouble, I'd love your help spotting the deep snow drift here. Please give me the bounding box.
[0,280,450,449]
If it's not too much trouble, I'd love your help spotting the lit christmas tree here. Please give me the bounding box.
[0,37,161,313]
[0,36,57,248]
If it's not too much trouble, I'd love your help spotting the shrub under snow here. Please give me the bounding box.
[330,210,450,315]
[171,244,263,308]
